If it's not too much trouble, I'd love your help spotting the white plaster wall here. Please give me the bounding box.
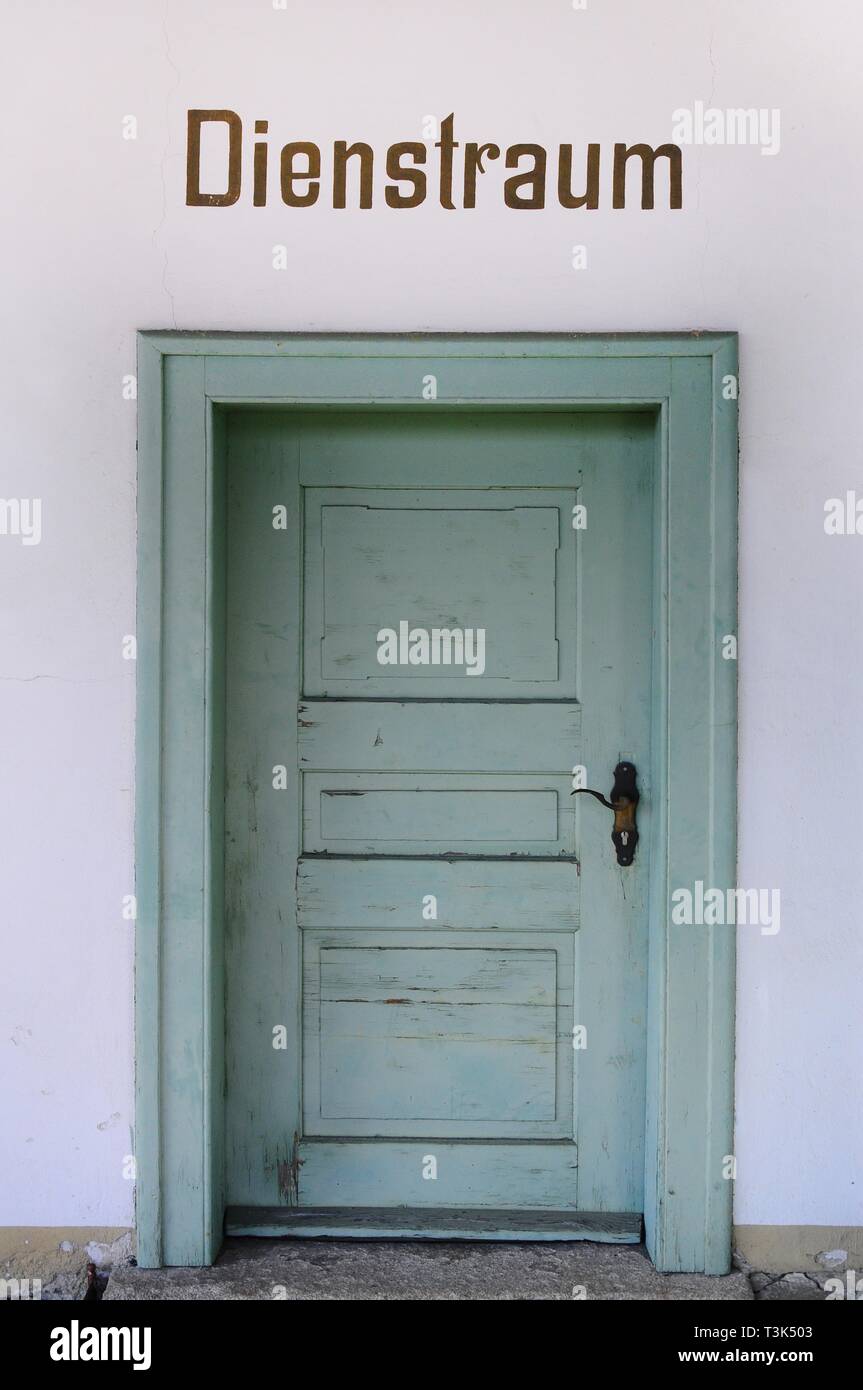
[1,0,861,1229]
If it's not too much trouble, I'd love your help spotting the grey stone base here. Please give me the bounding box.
[749,1270,835,1301]
[105,1238,755,1301]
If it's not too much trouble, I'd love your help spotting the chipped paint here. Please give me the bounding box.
[277,1132,302,1206]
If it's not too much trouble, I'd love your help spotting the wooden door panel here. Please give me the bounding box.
[297,1140,581,1211]
[298,700,580,773]
[303,487,577,698]
[302,773,574,856]
[296,858,580,932]
[303,931,575,1140]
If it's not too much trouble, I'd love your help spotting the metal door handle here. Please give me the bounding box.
[572,761,639,866]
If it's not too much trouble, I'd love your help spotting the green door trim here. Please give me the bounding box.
[135,332,738,1273]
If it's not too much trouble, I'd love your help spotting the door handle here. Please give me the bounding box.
[572,761,639,867]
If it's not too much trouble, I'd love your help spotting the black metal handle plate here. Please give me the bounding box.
[572,761,639,866]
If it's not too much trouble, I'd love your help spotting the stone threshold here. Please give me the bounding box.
[104,1238,758,1301]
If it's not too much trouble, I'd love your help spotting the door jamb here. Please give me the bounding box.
[135,332,738,1273]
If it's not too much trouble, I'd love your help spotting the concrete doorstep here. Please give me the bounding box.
[104,1239,759,1301]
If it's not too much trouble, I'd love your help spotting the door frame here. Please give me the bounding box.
[135,332,738,1273]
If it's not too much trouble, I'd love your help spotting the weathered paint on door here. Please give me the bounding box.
[224,408,654,1234]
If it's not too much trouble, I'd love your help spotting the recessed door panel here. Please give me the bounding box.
[303,488,577,698]
[303,934,574,1139]
[302,773,574,856]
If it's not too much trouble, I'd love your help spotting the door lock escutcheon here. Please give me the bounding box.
[572,761,639,867]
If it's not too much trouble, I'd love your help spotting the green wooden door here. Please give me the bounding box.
[224,407,654,1237]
